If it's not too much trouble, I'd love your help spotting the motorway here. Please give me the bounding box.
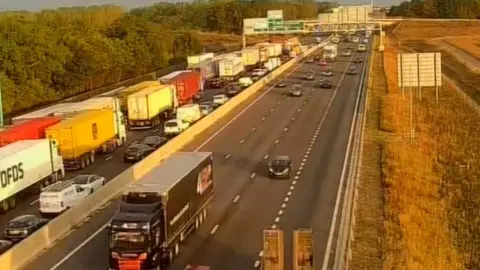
[18,38,370,270]
[0,36,319,235]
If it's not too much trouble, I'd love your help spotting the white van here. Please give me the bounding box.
[39,180,90,216]
[176,104,202,124]
[164,119,190,136]
[238,77,253,88]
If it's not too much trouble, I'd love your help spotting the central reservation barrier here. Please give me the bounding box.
[0,36,331,269]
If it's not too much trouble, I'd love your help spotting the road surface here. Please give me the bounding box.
[20,39,369,270]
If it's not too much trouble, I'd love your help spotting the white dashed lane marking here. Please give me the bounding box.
[233,195,240,203]
[210,225,219,235]
[250,173,256,179]
[264,154,269,160]
[225,154,231,159]
[240,139,245,144]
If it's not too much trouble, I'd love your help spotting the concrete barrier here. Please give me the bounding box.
[0,37,330,269]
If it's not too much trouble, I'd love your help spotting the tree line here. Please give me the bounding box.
[0,0,336,118]
[388,0,480,18]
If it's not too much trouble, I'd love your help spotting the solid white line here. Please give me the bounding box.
[50,224,108,270]
[105,156,113,161]
[322,54,366,270]
[210,224,219,235]
[193,59,306,152]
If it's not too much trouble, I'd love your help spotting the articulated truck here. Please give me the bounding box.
[0,139,64,213]
[46,109,118,170]
[108,152,214,270]
[127,84,177,129]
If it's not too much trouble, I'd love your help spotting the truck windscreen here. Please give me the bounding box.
[110,231,148,251]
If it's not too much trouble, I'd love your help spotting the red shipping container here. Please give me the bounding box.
[0,117,61,147]
[159,70,201,106]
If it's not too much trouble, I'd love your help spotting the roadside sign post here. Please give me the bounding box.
[397,52,442,141]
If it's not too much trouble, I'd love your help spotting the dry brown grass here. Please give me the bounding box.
[444,35,480,60]
[394,21,480,41]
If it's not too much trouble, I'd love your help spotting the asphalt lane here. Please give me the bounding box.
[169,43,362,270]
[20,46,325,270]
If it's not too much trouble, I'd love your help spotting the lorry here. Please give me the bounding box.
[101,81,160,114]
[11,103,75,125]
[262,228,284,270]
[332,36,340,43]
[159,71,201,106]
[323,44,338,62]
[108,152,214,269]
[187,53,214,67]
[0,117,61,147]
[259,47,269,64]
[188,60,216,91]
[176,104,202,124]
[218,56,244,81]
[127,84,177,129]
[270,43,283,56]
[45,109,117,170]
[0,139,64,213]
[241,47,260,70]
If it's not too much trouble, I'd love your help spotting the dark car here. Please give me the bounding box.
[268,155,293,179]
[303,72,315,81]
[0,240,13,255]
[353,57,363,63]
[142,136,168,149]
[3,215,48,242]
[225,83,242,97]
[123,143,154,162]
[347,65,358,75]
[207,78,226,89]
[289,85,303,97]
[316,79,333,89]
[276,81,287,88]
[194,91,204,101]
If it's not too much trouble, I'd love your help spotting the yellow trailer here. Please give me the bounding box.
[45,109,116,170]
[104,81,161,112]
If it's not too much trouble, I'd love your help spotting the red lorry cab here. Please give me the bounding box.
[0,117,61,147]
[159,70,201,106]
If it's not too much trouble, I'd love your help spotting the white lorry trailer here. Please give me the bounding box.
[0,139,64,213]
[323,44,338,62]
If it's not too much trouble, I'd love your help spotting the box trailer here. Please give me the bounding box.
[101,81,160,113]
[189,60,216,91]
[218,56,244,81]
[241,48,260,70]
[55,97,127,146]
[127,84,177,129]
[45,109,117,170]
[187,53,214,67]
[11,103,75,125]
[159,71,201,106]
[0,117,61,147]
[271,43,283,56]
[259,47,269,63]
[108,152,214,269]
[0,139,64,213]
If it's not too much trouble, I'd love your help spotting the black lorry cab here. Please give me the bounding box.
[108,152,214,270]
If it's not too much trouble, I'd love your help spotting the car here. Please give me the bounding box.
[72,174,106,193]
[347,66,358,75]
[289,85,303,97]
[199,102,214,115]
[342,50,351,56]
[225,83,242,97]
[306,58,314,63]
[276,81,287,88]
[164,119,190,136]
[318,59,327,66]
[353,57,363,63]
[213,94,229,106]
[316,79,333,89]
[322,68,333,77]
[348,45,355,50]
[303,72,315,81]
[3,215,48,242]
[123,142,154,162]
[363,38,369,43]
[0,240,13,255]
[268,155,293,179]
[352,36,360,43]
[251,75,261,82]
[357,44,366,52]
[207,78,226,89]
[142,136,168,149]
[252,68,268,77]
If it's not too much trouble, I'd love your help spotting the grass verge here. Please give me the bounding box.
[444,36,480,61]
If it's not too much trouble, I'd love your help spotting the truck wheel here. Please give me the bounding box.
[174,242,179,256]
[202,208,207,221]
[80,157,86,169]
[199,212,204,225]
[85,155,91,166]
[195,217,200,230]
[8,197,16,209]
[0,200,9,214]
[89,152,95,164]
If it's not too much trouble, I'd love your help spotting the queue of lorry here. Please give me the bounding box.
[0,36,310,257]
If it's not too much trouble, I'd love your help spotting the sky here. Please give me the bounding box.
[0,0,396,12]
